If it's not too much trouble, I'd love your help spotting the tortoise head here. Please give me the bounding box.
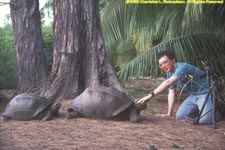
[134,103,147,111]
[65,108,83,119]
[51,103,61,116]
[53,103,61,109]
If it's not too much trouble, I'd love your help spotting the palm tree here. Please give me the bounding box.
[101,1,225,81]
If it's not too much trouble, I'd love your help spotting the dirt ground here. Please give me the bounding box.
[0,79,225,150]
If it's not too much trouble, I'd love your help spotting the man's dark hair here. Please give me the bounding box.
[157,50,177,62]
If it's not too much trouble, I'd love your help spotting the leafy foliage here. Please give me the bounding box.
[0,25,16,88]
[101,0,138,67]
[101,2,225,81]
[0,24,53,89]
[42,24,53,73]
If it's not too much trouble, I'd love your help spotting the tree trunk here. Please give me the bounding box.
[44,0,129,101]
[10,0,47,93]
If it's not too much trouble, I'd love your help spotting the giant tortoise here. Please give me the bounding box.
[66,86,146,123]
[2,93,61,121]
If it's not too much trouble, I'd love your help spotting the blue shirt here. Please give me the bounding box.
[167,62,209,95]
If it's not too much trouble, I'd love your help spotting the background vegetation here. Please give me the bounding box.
[0,0,225,89]
[0,25,16,88]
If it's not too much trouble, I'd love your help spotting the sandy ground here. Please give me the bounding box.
[1,79,225,150]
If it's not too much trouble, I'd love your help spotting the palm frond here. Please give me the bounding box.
[101,0,138,66]
[118,32,225,81]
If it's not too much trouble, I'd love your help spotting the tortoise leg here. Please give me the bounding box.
[42,103,61,121]
[128,104,147,123]
[65,108,82,119]
[129,108,139,123]
[2,116,10,122]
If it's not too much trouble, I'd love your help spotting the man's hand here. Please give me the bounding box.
[135,94,152,104]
